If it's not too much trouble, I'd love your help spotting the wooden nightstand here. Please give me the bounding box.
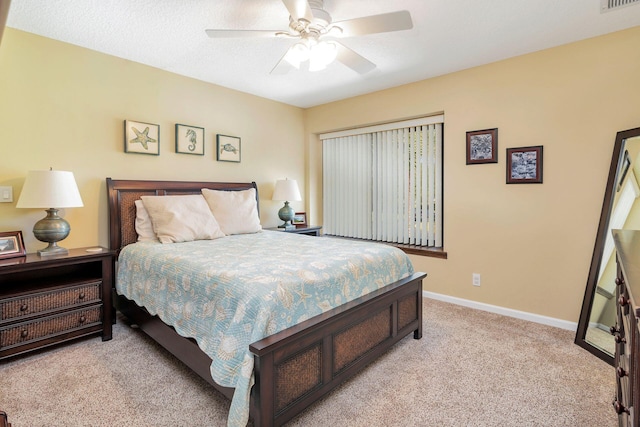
[265,226,322,236]
[0,247,115,360]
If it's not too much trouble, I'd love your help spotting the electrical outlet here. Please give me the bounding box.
[472,273,481,287]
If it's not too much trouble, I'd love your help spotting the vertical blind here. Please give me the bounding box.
[322,117,443,247]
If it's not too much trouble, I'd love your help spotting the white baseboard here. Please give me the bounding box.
[423,291,578,331]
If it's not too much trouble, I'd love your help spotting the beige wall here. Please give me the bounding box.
[305,26,640,323]
[2,25,640,324]
[0,28,305,251]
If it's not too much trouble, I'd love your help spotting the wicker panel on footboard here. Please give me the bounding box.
[250,272,424,427]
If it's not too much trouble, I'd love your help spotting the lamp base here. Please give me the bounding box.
[278,222,296,231]
[277,202,295,231]
[38,242,69,257]
[33,208,71,257]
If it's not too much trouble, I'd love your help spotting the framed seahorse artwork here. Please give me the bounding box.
[175,124,205,155]
[216,134,241,163]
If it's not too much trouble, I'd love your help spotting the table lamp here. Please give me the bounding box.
[16,169,84,256]
[272,178,301,230]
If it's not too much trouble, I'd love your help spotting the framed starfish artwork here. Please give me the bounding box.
[124,120,160,155]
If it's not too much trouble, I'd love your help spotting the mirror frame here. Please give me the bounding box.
[575,126,640,365]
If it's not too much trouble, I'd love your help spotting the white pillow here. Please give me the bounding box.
[140,194,225,243]
[201,188,262,235]
[134,200,158,242]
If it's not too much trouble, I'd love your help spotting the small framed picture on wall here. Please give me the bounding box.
[506,145,543,184]
[175,124,205,155]
[466,128,498,164]
[216,134,241,163]
[124,120,160,155]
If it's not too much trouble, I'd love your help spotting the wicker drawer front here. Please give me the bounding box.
[1,281,101,321]
[0,306,101,349]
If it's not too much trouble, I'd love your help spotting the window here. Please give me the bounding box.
[321,115,443,248]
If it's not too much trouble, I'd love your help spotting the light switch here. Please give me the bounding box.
[0,186,13,202]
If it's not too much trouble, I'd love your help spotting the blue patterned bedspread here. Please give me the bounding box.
[116,230,414,427]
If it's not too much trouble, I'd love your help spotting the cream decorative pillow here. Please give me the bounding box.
[201,188,262,235]
[140,195,225,243]
[134,199,158,242]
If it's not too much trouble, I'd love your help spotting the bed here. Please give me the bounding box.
[106,178,426,427]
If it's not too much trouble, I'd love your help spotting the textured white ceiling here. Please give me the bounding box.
[5,0,640,108]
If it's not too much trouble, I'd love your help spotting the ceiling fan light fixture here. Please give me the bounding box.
[285,41,310,68]
[308,40,337,71]
[326,25,343,36]
[308,56,326,71]
[275,31,296,38]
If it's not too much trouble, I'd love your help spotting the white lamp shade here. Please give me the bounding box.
[272,179,301,201]
[16,170,84,208]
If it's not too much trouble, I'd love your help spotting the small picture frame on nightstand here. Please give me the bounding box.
[292,212,307,228]
[0,231,26,260]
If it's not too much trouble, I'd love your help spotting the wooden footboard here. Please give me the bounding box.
[250,272,424,426]
[114,272,424,427]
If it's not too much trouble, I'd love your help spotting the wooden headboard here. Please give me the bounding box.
[106,178,258,253]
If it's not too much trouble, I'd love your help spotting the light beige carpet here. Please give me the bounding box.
[0,298,615,426]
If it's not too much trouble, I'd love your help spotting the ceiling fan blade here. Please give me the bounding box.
[205,29,280,38]
[333,10,413,37]
[335,42,376,74]
[281,0,313,22]
[270,46,297,75]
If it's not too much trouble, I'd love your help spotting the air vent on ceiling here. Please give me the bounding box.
[601,0,640,12]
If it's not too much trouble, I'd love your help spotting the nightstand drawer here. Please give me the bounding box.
[0,306,102,349]
[0,281,101,322]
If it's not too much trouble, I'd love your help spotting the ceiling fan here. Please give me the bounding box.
[205,0,413,74]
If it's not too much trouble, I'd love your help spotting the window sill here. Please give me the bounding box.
[390,243,447,259]
[324,235,447,259]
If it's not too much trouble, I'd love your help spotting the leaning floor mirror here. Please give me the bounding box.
[576,126,640,365]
